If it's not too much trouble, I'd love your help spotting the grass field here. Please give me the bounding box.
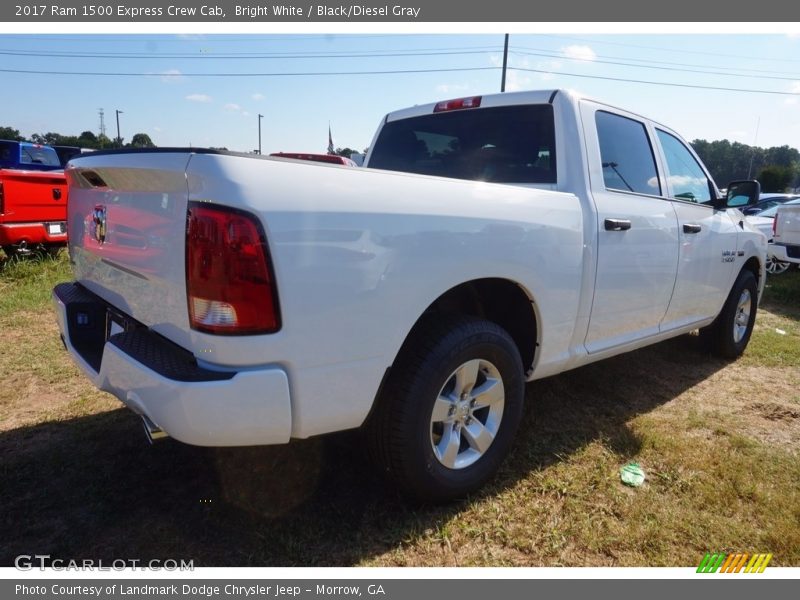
[1,252,798,567]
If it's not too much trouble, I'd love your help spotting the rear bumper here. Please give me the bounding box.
[769,243,800,265]
[52,282,292,446]
[0,221,67,246]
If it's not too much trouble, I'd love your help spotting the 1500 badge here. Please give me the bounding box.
[722,250,736,263]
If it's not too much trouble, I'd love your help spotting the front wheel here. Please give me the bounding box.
[366,316,525,503]
[700,269,758,359]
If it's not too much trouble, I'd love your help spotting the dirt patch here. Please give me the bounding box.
[747,402,800,422]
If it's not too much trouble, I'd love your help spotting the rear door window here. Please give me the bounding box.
[595,111,661,196]
[368,105,557,184]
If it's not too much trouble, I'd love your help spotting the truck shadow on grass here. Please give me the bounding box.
[0,333,728,567]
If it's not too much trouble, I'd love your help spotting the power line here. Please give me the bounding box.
[0,33,402,43]
[508,65,800,96]
[510,48,800,83]
[0,65,500,77]
[0,48,503,60]
[3,61,799,98]
[539,34,800,65]
[513,44,800,78]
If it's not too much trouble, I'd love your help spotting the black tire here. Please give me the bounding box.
[366,316,525,503]
[700,269,758,359]
[43,246,63,259]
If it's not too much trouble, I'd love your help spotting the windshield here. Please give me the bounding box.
[368,104,557,184]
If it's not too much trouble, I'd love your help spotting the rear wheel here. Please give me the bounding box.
[700,269,758,359]
[366,316,525,503]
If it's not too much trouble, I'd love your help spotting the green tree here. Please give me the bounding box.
[333,147,357,158]
[0,126,24,141]
[757,165,794,193]
[128,133,155,148]
[96,134,113,149]
[31,132,62,145]
[691,139,800,185]
[78,131,98,147]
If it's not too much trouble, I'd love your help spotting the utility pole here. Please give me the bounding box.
[258,114,264,154]
[115,109,123,147]
[501,34,509,92]
[98,109,106,147]
[747,116,761,180]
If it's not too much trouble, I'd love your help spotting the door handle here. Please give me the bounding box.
[683,223,702,234]
[604,218,632,231]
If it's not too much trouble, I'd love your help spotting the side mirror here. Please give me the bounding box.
[722,180,761,210]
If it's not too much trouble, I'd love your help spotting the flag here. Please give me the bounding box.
[327,123,334,155]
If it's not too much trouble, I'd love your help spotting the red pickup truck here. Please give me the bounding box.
[0,140,68,256]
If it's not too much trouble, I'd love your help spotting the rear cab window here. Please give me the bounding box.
[19,144,61,168]
[368,104,557,184]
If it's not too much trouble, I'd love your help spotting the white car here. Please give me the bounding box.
[747,198,800,274]
[770,199,800,268]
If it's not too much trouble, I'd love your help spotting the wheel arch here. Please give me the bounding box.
[393,277,539,376]
[741,254,764,300]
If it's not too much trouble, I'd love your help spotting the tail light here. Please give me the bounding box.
[772,216,777,236]
[186,202,280,335]
[433,96,482,113]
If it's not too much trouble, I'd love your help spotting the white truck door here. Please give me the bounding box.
[580,102,680,354]
[654,128,739,330]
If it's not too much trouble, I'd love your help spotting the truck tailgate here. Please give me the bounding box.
[774,205,800,243]
[66,152,191,335]
[0,169,67,222]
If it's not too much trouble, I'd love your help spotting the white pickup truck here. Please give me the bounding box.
[770,202,800,267]
[53,89,766,502]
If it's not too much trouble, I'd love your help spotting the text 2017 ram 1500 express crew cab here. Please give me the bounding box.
[53,89,766,501]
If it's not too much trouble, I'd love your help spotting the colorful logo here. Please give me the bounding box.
[697,553,772,573]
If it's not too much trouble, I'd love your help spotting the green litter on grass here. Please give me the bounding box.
[620,462,646,487]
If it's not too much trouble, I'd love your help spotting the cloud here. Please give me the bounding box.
[251,93,265,101]
[561,45,597,62]
[493,54,562,88]
[435,83,470,95]
[786,81,800,105]
[153,126,162,132]
[242,111,251,117]
[224,103,242,111]
[159,69,184,83]
[508,72,536,91]
[186,94,213,103]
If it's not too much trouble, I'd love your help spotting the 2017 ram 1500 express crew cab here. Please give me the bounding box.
[53,90,766,501]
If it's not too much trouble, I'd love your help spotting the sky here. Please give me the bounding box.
[1,31,800,155]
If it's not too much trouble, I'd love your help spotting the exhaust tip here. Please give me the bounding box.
[141,415,169,444]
